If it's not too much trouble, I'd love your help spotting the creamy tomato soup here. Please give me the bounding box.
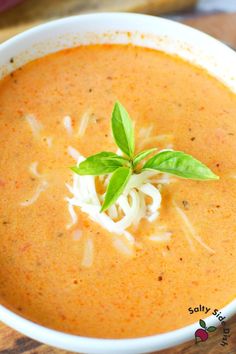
[0,45,235,339]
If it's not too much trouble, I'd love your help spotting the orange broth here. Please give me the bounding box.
[0,45,235,338]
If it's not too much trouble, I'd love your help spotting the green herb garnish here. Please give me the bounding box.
[71,101,219,212]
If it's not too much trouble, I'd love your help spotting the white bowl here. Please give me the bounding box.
[0,13,235,354]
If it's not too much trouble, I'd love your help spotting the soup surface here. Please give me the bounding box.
[0,45,236,338]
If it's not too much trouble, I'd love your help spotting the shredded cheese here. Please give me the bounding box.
[68,146,81,161]
[149,232,172,242]
[81,238,94,267]
[139,183,162,213]
[25,114,43,137]
[139,134,173,150]
[66,149,164,252]
[66,204,78,229]
[78,111,92,137]
[173,201,215,254]
[29,162,42,178]
[63,116,73,134]
[151,174,173,185]
[67,163,162,235]
[113,237,134,257]
[65,148,178,257]
[20,180,48,207]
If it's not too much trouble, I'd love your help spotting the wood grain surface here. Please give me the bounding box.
[0,0,197,43]
[184,12,236,49]
[0,4,236,354]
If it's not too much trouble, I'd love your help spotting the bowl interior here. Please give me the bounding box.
[0,13,235,354]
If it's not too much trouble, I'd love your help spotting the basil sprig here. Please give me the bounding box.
[71,152,128,175]
[143,150,218,180]
[112,102,135,158]
[101,167,132,212]
[71,101,219,212]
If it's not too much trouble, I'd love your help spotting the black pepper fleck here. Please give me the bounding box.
[158,276,163,281]
[182,200,189,210]
[10,57,14,63]
[190,137,196,141]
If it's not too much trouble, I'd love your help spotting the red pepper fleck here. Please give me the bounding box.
[0,179,5,187]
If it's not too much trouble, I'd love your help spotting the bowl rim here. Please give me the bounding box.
[0,12,235,354]
[1,299,236,353]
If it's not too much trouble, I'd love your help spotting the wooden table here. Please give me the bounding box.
[0,3,235,353]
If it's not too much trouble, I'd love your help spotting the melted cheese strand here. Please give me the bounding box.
[151,173,172,185]
[149,232,172,242]
[81,238,94,267]
[63,116,73,134]
[113,237,134,257]
[116,190,142,230]
[66,204,78,230]
[78,111,92,137]
[107,204,118,219]
[29,162,42,178]
[139,183,162,213]
[174,202,215,254]
[25,114,43,137]
[68,146,82,161]
[173,203,195,252]
[139,134,173,150]
[20,180,48,207]
[124,171,156,193]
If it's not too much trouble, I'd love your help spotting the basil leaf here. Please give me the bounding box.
[101,167,132,212]
[133,148,157,167]
[71,152,126,176]
[111,101,135,158]
[143,150,219,180]
[105,155,129,164]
